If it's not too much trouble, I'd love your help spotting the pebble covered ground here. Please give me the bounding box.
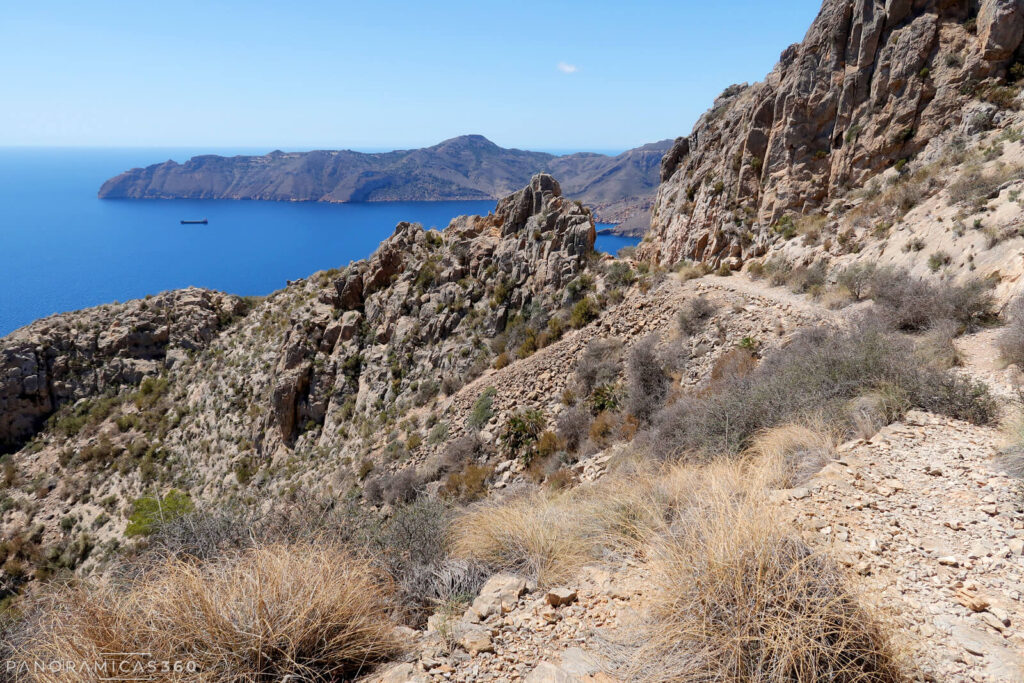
[370,276,1024,682]
[786,411,1024,682]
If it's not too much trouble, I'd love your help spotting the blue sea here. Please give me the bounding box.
[0,148,639,337]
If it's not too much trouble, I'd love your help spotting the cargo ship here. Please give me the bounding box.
[180,219,208,225]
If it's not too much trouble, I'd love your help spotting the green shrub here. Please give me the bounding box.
[647,321,997,459]
[500,410,547,464]
[133,376,169,410]
[835,263,876,301]
[570,297,600,329]
[927,251,952,272]
[125,490,194,537]
[468,387,497,430]
[428,421,449,445]
[588,383,621,414]
[606,262,636,287]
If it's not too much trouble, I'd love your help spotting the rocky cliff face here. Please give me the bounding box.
[641,0,1024,267]
[98,135,670,224]
[256,173,595,454]
[0,289,244,453]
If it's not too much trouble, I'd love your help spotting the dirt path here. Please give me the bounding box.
[435,272,829,450]
[785,411,1024,681]
[373,274,1024,682]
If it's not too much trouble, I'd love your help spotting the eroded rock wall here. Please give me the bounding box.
[641,0,1024,268]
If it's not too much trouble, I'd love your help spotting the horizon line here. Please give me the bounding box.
[0,141,644,155]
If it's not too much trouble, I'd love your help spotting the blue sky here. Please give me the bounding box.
[1,1,822,152]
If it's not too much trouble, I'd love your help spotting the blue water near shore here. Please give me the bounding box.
[0,148,639,336]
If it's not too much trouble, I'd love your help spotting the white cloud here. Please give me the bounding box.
[557,62,578,74]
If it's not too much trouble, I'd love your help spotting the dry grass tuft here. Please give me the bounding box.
[450,454,904,681]
[622,463,905,682]
[16,543,403,682]
[448,477,660,586]
[748,421,838,488]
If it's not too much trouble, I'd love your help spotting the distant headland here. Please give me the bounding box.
[98,135,671,232]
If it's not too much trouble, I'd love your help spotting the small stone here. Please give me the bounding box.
[460,627,494,655]
[470,574,526,619]
[988,606,1011,627]
[790,487,810,500]
[378,663,429,683]
[979,611,1006,632]
[524,662,574,683]
[545,587,578,607]
[967,543,989,560]
[955,589,990,613]
[938,556,959,567]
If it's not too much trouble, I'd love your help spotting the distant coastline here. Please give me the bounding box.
[98,135,669,227]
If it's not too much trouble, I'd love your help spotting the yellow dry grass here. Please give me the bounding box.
[448,476,658,586]
[451,453,905,681]
[630,462,905,682]
[16,543,403,682]
[747,420,838,488]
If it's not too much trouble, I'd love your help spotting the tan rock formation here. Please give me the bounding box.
[0,288,244,452]
[641,0,1024,268]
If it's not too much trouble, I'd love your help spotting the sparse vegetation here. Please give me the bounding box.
[677,296,716,336]
[867,267,994,332]
[645,320,997,459]
[626,463,903,682]
[15,544,403,681]
[998,296,1024,367]
[124,490,194,538]
[468,387,497,430]
[556,405,592,453]
[500,409,547,464]
[625,335,673,423]
[947,162,1024,208]
[570,296,600,328]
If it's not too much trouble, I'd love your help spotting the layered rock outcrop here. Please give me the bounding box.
[0,288,244,452]
[641,0,1024,267]
[261,174,595,449]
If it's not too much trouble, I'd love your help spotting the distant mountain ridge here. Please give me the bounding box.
[98,135,671,226]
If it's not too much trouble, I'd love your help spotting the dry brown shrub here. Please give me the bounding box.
[440,463,495,503]
[747,420,838,488]
[15,543,402,682]
[708,347,758,388]
[450,456,904,681]
[620,462,905,682]
[448,477,658,586]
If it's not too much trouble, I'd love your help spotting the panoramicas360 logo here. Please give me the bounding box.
[6,652,199,680]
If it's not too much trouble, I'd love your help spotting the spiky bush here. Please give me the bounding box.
[16,544,403,682]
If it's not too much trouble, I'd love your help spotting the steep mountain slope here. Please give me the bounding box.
[0,289,245,453]
[640,0,1024,267]
[97,135,671,224]
[0,174,602,585]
